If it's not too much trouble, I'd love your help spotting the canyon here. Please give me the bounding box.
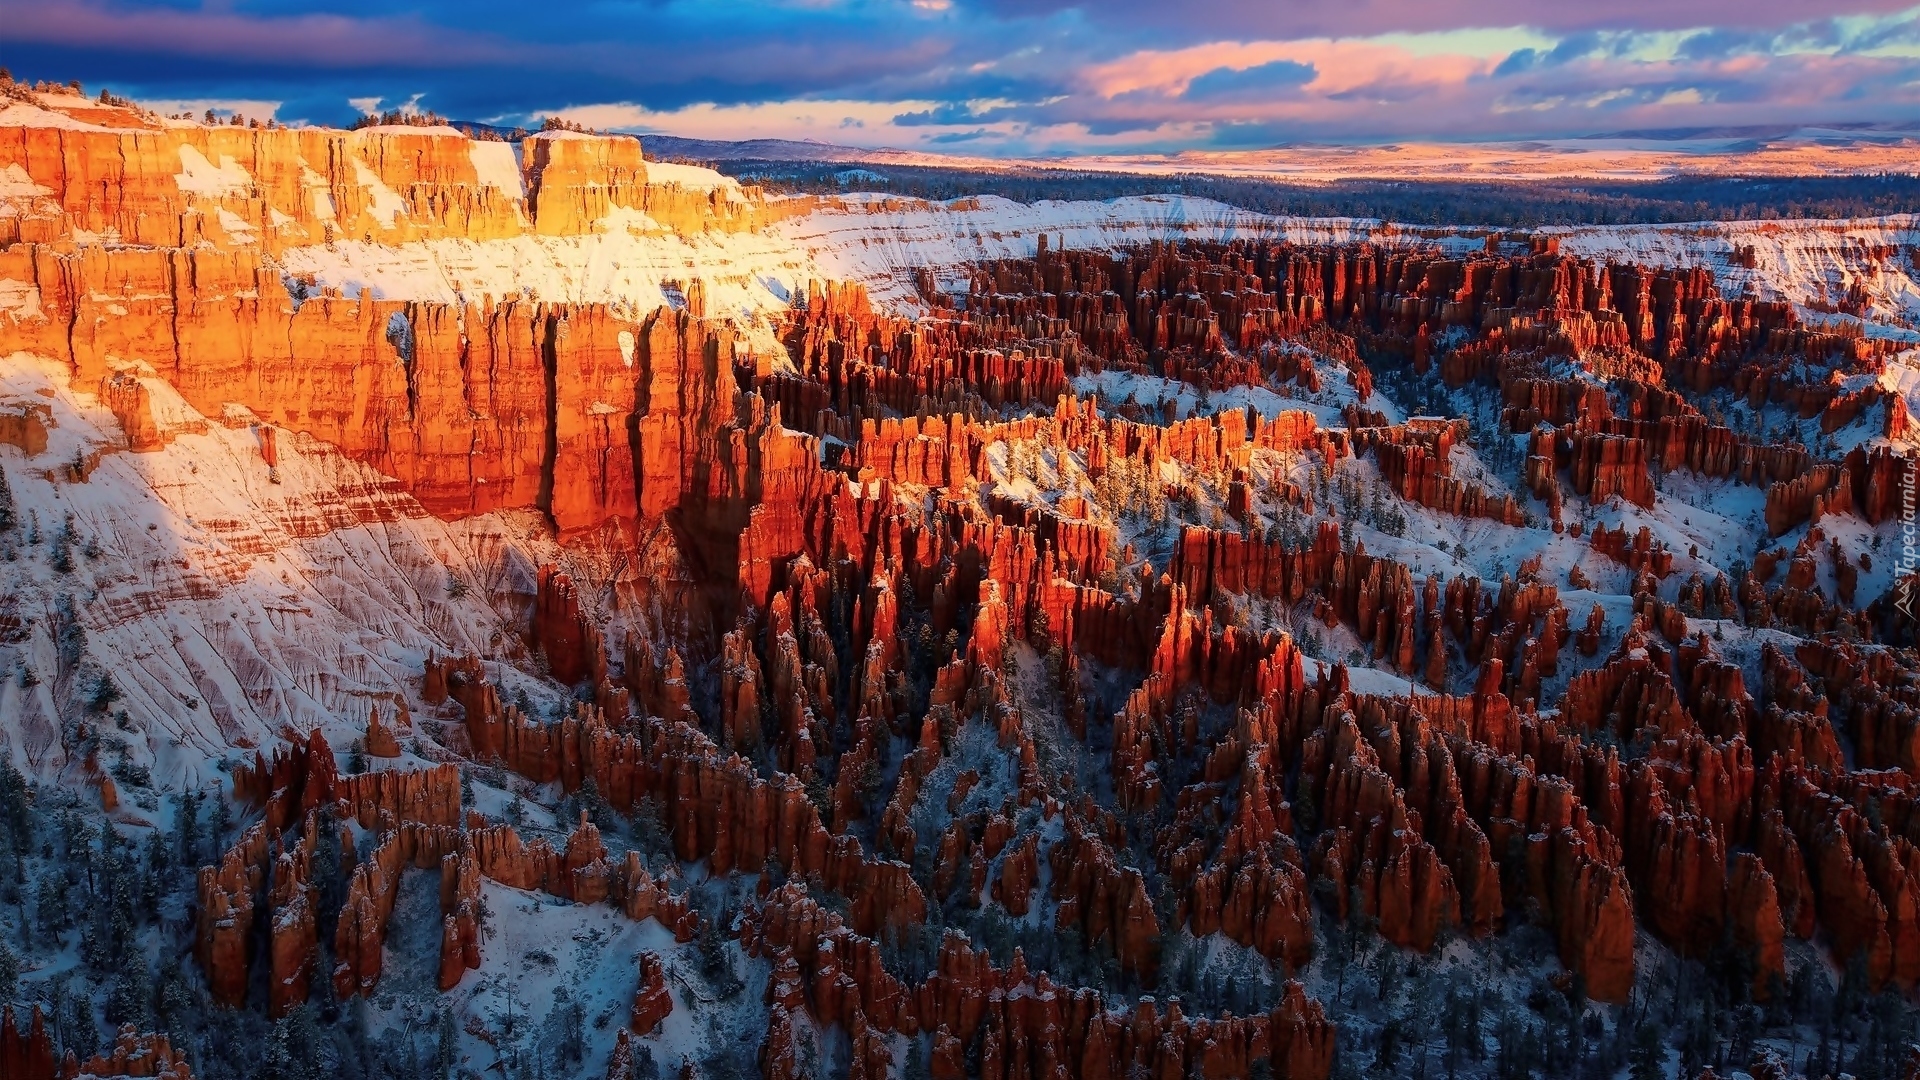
[0,80,1918,1080]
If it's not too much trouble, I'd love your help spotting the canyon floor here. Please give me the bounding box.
[0,81,1918,1080]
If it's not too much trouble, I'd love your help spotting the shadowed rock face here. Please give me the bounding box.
[7,86,1920,1080]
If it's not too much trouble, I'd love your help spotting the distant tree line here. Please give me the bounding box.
[712,159,1920,226]
[349,110,453,130]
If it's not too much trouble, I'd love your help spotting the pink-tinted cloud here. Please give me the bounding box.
[1083,40,1495,102]
[1027,33,1920,145]
[979,0,1918,39]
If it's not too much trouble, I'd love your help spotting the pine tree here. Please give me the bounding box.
[144,823,170,877]
[34,872,65,938]
[433,1005,458,1080]
[154,965,193,1031]
[0,463,13,532]
[176,788,202,866]
[308,812,345,962]
[49,530,72,574]
[89,672,121,713]
[903,1039,930,1080]
[541,987,586,1066]
[1628,1019,1667,1080]
[263,1012,299,1080]
[0,759,29,858]
[1374,1017,1404,1075]
[211,791,233,849]
[105,962,153,1027]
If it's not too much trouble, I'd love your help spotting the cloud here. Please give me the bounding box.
[892,102,1004,126]
[7,0,508,68]
[137,98,286,122]
[1181,60,1317,101]
[1677,28,1781,59]
[966,0,1920,40]
[546,99,956,145]
[1078,38,1498,107]
[3,0,1917,152]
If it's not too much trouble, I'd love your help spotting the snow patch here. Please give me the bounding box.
[174,145,252,199]
[0,101,112,131]
[0,279,44,318]
[352,159,410,227]
[468,140,525,197]
[0,163,49,199]
[645,160,743,199]
[215,207,256,241]
[274,225,813,355]
[357,124,467,136]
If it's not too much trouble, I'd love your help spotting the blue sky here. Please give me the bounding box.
[7,0,1920,153]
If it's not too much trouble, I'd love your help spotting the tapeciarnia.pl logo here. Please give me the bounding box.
[1899,459,1918,619]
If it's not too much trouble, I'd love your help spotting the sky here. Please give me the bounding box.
[6,0,1920,154]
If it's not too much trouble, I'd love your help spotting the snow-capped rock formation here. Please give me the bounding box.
[0,78,1918,1080]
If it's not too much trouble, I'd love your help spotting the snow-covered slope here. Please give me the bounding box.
[270,187,1920,325]
[1541,217,1920,325]
[274,222,819,353]
[0,352,565,795]
[777,194,1377,306]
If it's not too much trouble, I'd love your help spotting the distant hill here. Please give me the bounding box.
[1576,121,1920,143]
[640,135,908,163]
